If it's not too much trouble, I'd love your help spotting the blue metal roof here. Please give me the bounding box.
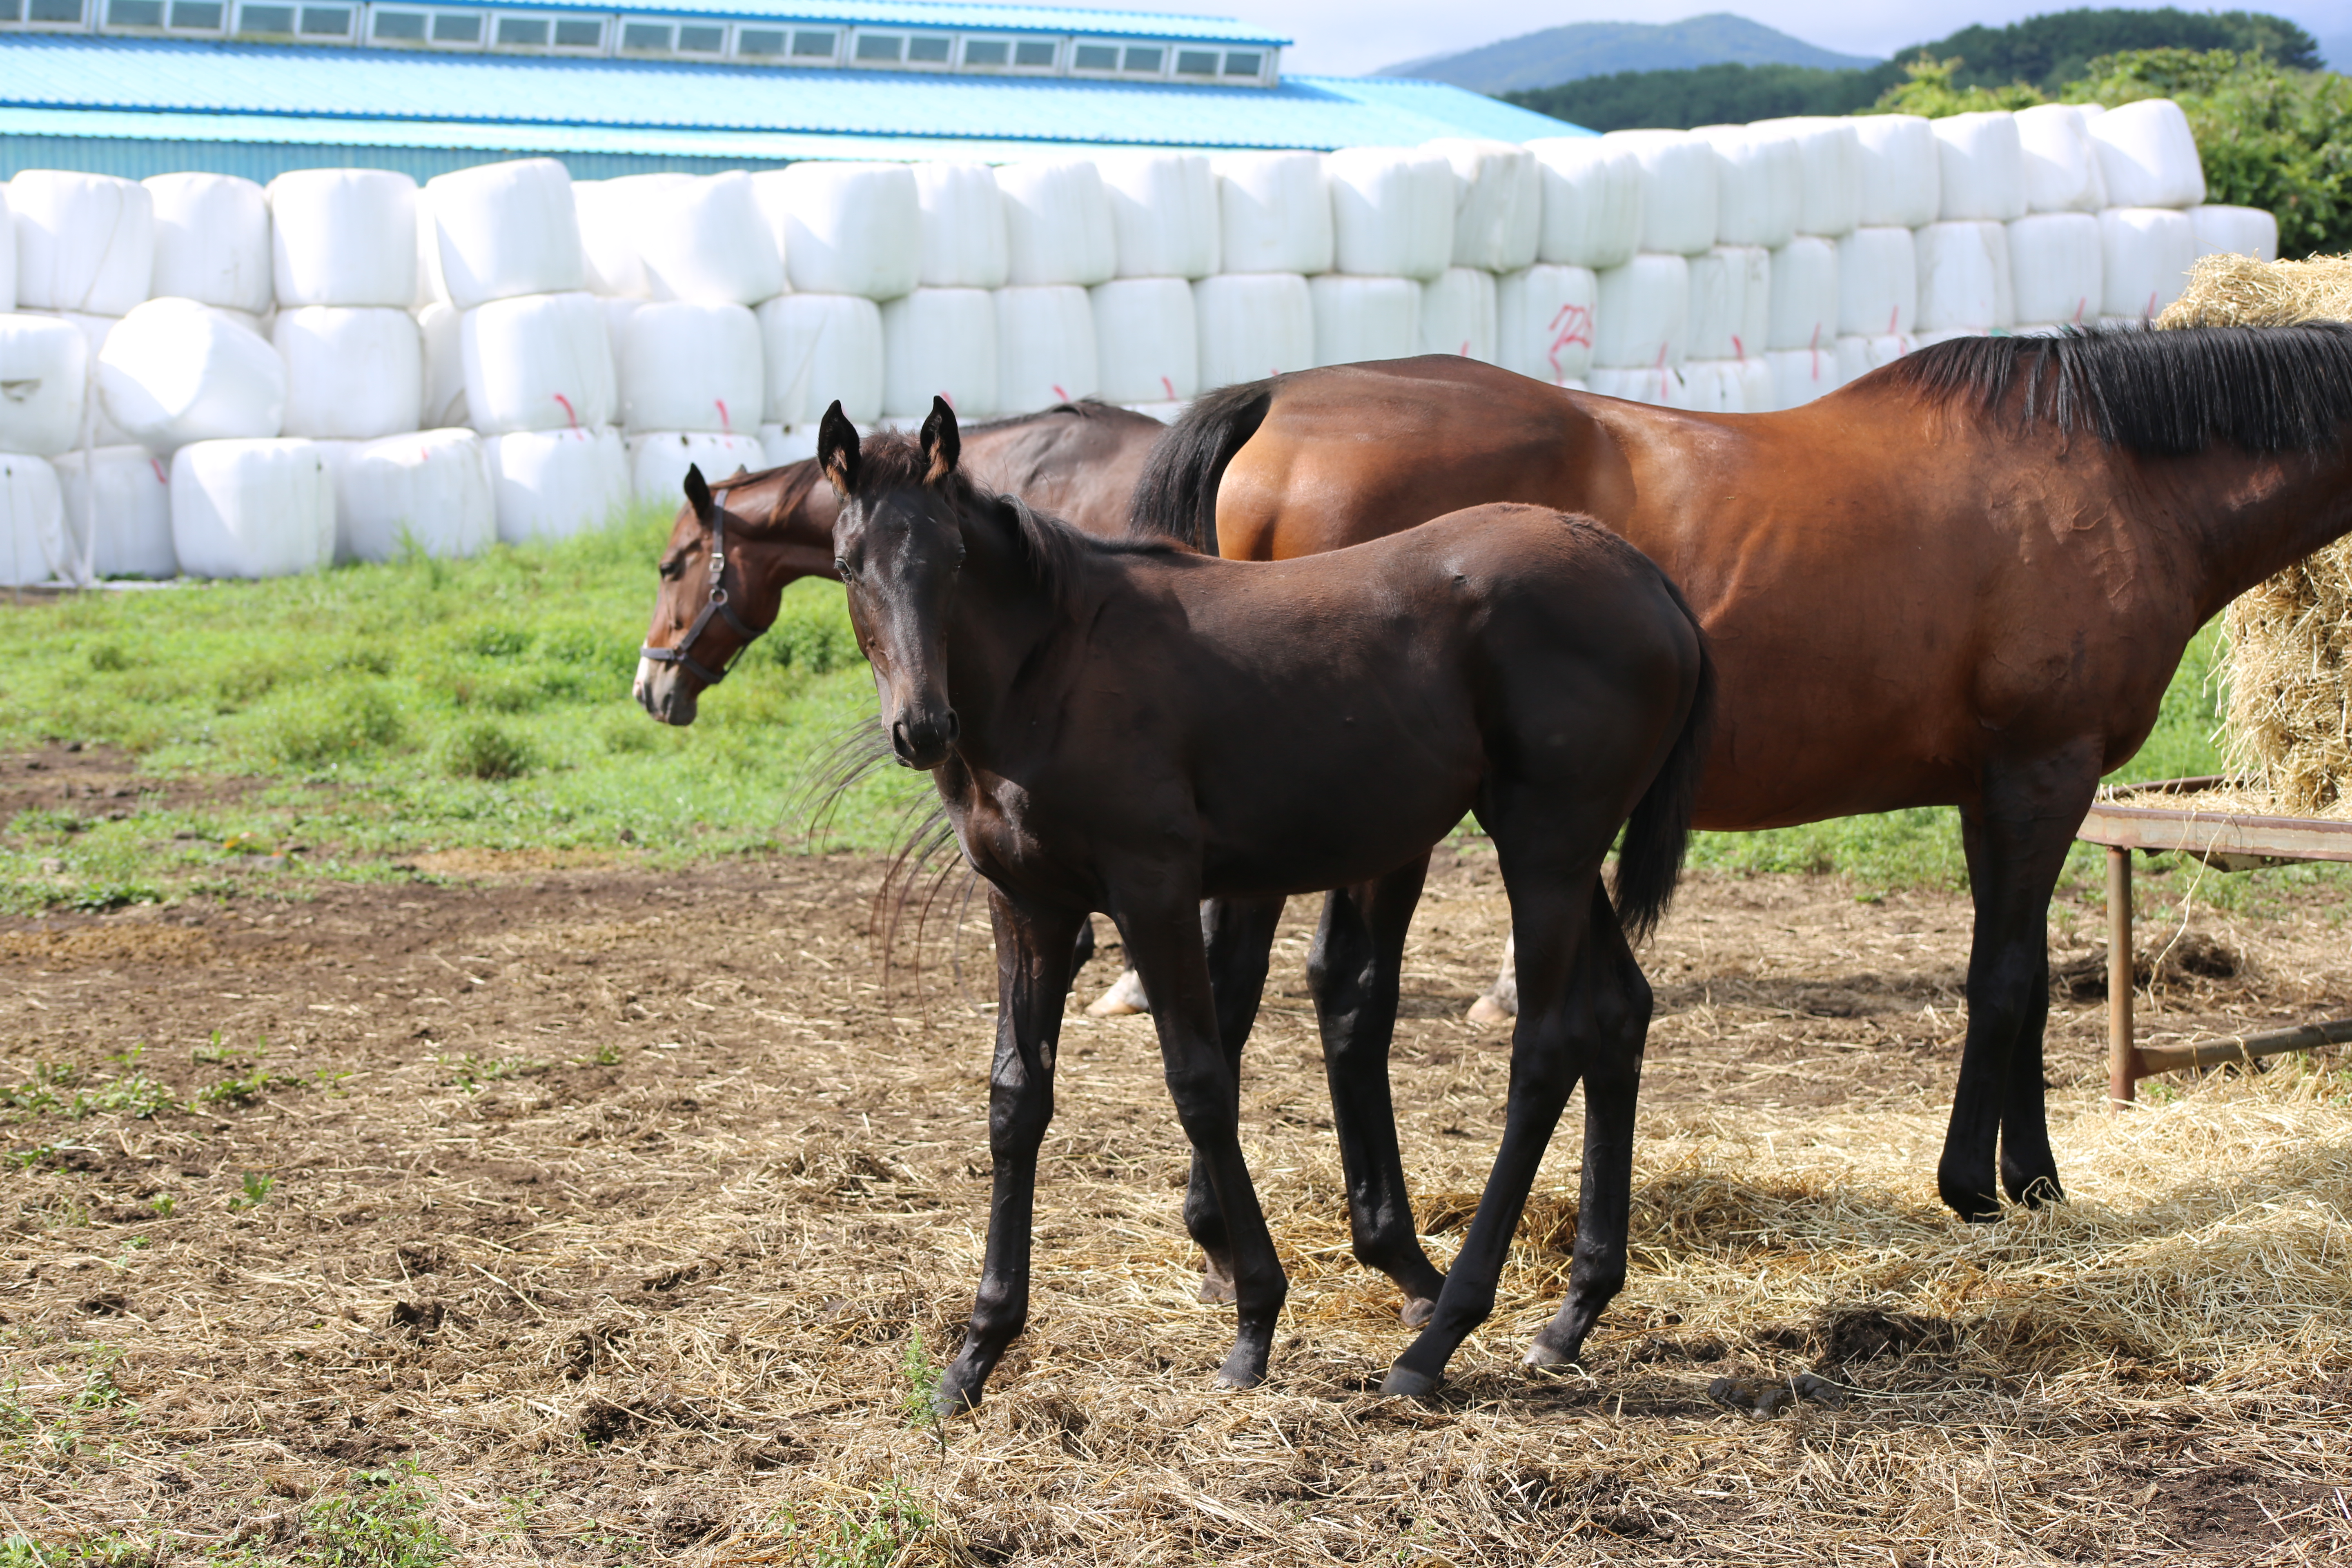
[455,0,1283,41]
[0,36,1585,152]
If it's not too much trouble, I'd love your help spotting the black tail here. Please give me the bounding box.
[1125,377,1276,552]
[1611,594,1715,945]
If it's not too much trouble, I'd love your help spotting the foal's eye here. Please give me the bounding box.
[834,558,853,581]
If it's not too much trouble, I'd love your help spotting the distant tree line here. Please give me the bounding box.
[1503,7,2323,131]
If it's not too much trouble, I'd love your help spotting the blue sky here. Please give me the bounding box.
[1114,0,2352,80]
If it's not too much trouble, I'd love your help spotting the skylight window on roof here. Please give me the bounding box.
[234,2,292,30]
[298,4,348,35]
[619,19,667,50]
[677,22,720,50]
[493,13,543,45]
[24,0,85,22]
[168,0,220,24]
[960,36,1005,66]
[1175,48,1217,75]
[429,11,480,43]
[735,24,781,54]
[370,7,420,38]
[1122,45,1160,72]
[552,16,597,47]
[790,28,832,58]
[853,31,900,62]
[1223,50,1260,76]
[105,0,161,26]
[906,33,947,63]
[1070,41,1115,71]
[1012,38,1055,67]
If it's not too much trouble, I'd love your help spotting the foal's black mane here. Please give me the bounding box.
[1887,322,2352,456]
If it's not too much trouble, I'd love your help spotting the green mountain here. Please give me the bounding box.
[1504,7,2323,133]
[1379,12,1876,97]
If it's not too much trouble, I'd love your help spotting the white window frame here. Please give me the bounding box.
[96,0,167,32]
[162,0,227,32]
[409,6,487,47]
[1171,45,1222,78]
[229,0,298,36]
[1115,40,1168,79]
[730,21,789,61]
[289,0,356,41]
[1066,36,1122,76]
[613,15,672,53]
[1223,48,1272,84]
[898,29,952,69]
[485,9,552,49]
[671,17,727,54]
[774,24,837,65]
[9,0,93,31]
[545,12,603,51]
[845,27,906,67]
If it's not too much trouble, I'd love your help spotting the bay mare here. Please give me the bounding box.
[1130,327,2352,1227]
[813,398,1711,1404]
[634,401,1163,725]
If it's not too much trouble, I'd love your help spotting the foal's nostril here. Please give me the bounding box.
[942,710,960,744]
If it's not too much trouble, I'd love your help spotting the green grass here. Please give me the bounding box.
[0,523,2334,912]
[0,506,927,912]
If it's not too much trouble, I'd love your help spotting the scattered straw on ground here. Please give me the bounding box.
[3,851,2350,1564]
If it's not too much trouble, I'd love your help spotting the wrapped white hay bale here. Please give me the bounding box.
[1325,147,1454,281]
[1751,118,1861,239]
[327,428,493,562]
[1308,274,1418,368]
[1737,355,1775,412]
[1095,152,1218,280]
[1585,365,1662,404]
[268,169,416,309]
[1496,263,1595,385]
[991,160,1116,288]
[1837,226,1918,339]
[1121,401,1188,422]
[12,172,153,317]
[1194,272,1314,386]
[1766,343,1840,408]
[1210,153,1332,275]
[1526,138,1642,270]
[619,302,762,434]
[273,307,422,441]
[40,312,132,446]
[1727,244,1772,360]
[1593,253,1689,369]
[170,437,333,578]
[459,291,615,435]
[1853,114,1940,229]
[145,174,271,316]
[758,293,883,427]
[1601,130,1717,256]
[0,454,65,586]
[996,285,1099,412]
[1419,267,1496,361]
[99,299,285,451]
[1766,235,1838,351]
[2007,212,2103,327]
[1693,124,1799,250]
[2099,207,2196,320]
[1685,248,1739,361]
[573,174,688,298]
[2013,105,2107,215]
[418,302,466,429]
[758,163,922,301]
[0,187,16,312]
[1834,333,1910,384]
[424,159,586,311]
[761,422,817,467]
[55,446,174,579]
[1933,112,2028,223]
[2089,99,2205,210]
[485,425,628,543]
[881,287,998,419]
[1677,358,1743,412]
[914,164,1011,289]
[1092,277,1198,403]
[1915,220,2016,332]
[627,430,765,504]
[2190,205,2278,263]
[635,174,785,307]
[0,312,88,457]
[1425,138,1540,273]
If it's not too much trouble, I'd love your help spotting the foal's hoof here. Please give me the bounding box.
[1380,1365,1442,1398]
[1196,1262,1239,1305]
[1466,993,1515,1027]
[1214,1347,1268,1390]
[1400,1296,1439,1329]
[1085,969,1151,1016]
[1522,1338,1577,1371]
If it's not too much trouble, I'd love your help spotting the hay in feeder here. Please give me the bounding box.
[2156,254,2352,815]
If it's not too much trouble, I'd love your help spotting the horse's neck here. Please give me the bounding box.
[940,507,1076,747]
[2163,441,2352,621]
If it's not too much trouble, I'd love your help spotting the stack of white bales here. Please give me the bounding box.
[1688,123,1791,410]
[1499,140,1628,393]
[430,158,623,543]
[990,158,1110,416]
[753,163,909,465]
[1836,117,1932,386]
[1197,152,1325,388]
[1584,129,1708,406]
[2089,99,2267,322]
[1318,146,1452,373]
[1742,117,1858,409]
[1094,152,1214,419]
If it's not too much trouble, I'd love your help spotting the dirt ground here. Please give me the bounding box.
[4,808,2352,1564]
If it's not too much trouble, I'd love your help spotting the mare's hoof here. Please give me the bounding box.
[1707,1377,1794,1418]
[1380,1365,1441,1398]
[1522,1336,1579,1371]
[1214,1352,1267,1390]
[1400,1296,1438,1329]
[1196,1263,1239,1305]
[1085,969,1151,1016]
[1466,993,1515,1027]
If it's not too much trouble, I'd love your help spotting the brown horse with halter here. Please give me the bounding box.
[1128,328,2352,1235]
[635,400,1163,724]
[811,394,1711,1406]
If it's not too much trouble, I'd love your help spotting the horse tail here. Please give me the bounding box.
[1611,590,1715,945]
[1126,377,1276,553]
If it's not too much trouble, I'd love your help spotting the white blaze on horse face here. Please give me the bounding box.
[633,655,657,704]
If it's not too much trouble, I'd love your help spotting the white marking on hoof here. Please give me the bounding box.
[1085,967,1151,1016]
[1466,993,1514,1026]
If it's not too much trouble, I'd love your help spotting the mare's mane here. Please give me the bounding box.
[1885,322,2352,456]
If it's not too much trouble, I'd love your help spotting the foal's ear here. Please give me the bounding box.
[682,463,714,525]
[919,395,961,486]
[816,401,861,495]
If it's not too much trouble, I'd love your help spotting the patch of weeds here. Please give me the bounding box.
[438,721,535,781]
[71,1348,131,1412]
[0,1063,74,1117]
[227,1171,275,1212]
[458,623,534,660]
[69,1073,176,1120]
[1,1532,153,1566]
[763,1482,930,1568]
[439,1054,544,1093]
[192,1032,244,1067]
[599,711,659,755]
[260,680,406,769]
[577,1042,623,1067]
[899,1328,943,1445]
[85,643,130,673]
[67,884,160,914]
[292,1466,450,1568]
[9,809,87,838]
[200,1063,296,1108]
[146,1196,174,1219]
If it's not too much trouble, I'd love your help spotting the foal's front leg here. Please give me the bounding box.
[1120,895,1289,1389]
[936,891,1086,1416]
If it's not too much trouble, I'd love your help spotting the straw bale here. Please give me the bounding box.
[2155,255,2352,813]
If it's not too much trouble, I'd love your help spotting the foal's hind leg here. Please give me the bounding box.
[1184,894,1284,1305]
[936,891,1086,1417]
[1307,860,1448,1325]
[1525,886,1650,1370]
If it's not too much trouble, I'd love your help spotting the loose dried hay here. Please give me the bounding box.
[2159,254,2352,814]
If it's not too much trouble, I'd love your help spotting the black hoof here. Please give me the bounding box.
[1381,1364,1441,1398]
[1215,1348,1268,1390]
[1400,1296,1438,1328]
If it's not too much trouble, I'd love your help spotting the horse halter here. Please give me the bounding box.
[640,488,766,687]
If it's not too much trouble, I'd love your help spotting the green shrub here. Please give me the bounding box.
[260,680,405,768]
[440,720,535,780]
[86,642,128,673]
[766,581,861,674]
[457,622,534,659]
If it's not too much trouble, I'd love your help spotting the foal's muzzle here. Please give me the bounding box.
[892,709,959,769]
